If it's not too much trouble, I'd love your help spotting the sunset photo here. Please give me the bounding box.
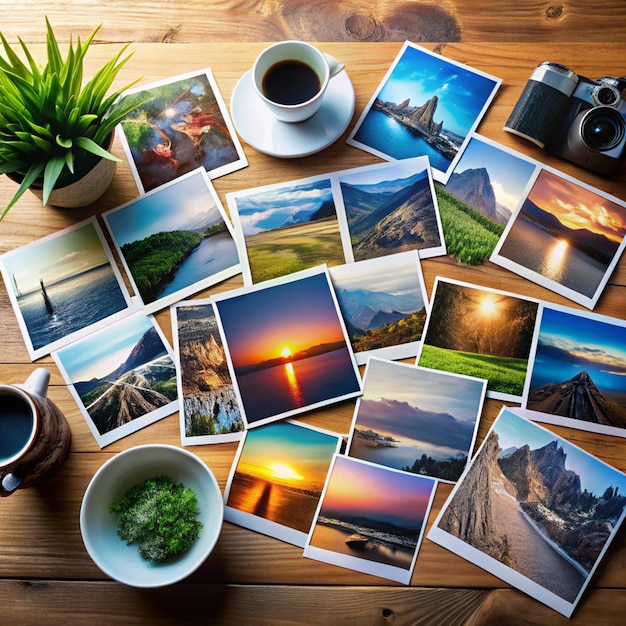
[491,167,626,308]
[224,420,341,546]
[304,454,436,584]
[212,267,362,427]
[417,278,539,400]
[347,358,486,482]
[524,303,626,436]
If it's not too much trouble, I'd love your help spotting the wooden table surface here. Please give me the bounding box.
[1,3,625,625]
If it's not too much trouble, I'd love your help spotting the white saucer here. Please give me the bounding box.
[230,69,355,158]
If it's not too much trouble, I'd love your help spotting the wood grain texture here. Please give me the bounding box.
[0,1,625,44]
[0,38,625,625]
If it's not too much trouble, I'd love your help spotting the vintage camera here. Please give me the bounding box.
[504,62,626,176]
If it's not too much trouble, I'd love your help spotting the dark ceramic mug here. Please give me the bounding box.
[0,368,71,497]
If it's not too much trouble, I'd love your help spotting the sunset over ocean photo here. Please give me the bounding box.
[225,421,341,544]
[213,268,362,427]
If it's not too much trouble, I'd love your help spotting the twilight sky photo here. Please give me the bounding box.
[530,306,626,402]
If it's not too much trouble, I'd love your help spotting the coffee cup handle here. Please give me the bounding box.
[324,53,345,79]
[0,471,24,497]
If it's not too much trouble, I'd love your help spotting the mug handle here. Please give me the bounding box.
[324,53,345,79]
[0,471,24,497]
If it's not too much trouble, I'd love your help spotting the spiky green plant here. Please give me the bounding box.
[0,19,143,218]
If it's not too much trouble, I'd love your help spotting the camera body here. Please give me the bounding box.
[504,62,626,176]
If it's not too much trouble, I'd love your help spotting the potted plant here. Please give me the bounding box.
[0,19,143,219]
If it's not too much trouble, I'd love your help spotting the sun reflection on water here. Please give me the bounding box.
[284,362,303,407]
[541,239,568,281]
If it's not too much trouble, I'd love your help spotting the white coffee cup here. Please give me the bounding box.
[252,40,344,123]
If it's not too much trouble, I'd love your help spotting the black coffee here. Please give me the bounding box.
[262,59,321,105]
[0,396,34,462]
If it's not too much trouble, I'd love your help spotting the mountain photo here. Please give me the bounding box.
[340,169,442,261]
[437,135,537,265]
[430,408,626,616]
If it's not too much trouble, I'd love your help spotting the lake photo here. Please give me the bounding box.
[347,358,485,482]
[492,168,626,308]
[213,267,362,427]
[104,168,240,312]
[0,219,132,359]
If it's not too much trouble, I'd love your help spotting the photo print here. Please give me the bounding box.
[171,298,244,446]
[437,133,539,265]
[347,41,501,183]
[103,168,241,313]
[490,166,626,309]
[416,277,540,402]
[224,420,342,547]
[226,175,345,285]
[0,218,135,360]
[212,266,362,428]
[329,250,428,365]
[117,68,247,193]
[53,311,178,448]
[334,156,446,262]
[522,302,626,438]
[428,407,626,618]
[346,358,486,482]
[304,454,437,584]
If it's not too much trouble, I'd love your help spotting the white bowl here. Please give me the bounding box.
[80,444,223,587]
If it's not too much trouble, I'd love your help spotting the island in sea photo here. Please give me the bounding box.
[53,311,178,447]
[348,41,501,181]
[103,168,240,312]
[304,454,436,584]
[429,408,626,617]
[173,300,244,444]
[224,421,340,546]
[347,358,485,482]
[213,267,362,428]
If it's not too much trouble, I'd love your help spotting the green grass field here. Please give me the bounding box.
[246,217,345,282]
[435,187,504,265]
[418,344,528,396]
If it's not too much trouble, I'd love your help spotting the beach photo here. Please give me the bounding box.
[172,299,244,445]
[428,407,626,618]
[335,157,445,262]
[491,167,626,309]
[523,303,626,437]
[212,266,362,428]
[347,42,501,182]
[347,358,486,482]
[417,278,539,401]
[103,168,241,313]
[329,251,428,364]
[118,69,246,192]
[0,218,134,360]
[226,176,345,284]
[304,454,436,584]
[437,134,538,265]
[53,311,178,448]
[224,420,341,547]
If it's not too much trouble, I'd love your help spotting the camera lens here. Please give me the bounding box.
[581,107,625,151]
[594,85,619,106]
